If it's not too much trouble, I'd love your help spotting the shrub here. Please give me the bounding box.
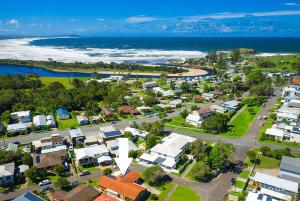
[103,168,112,176]
[143,166,166,186]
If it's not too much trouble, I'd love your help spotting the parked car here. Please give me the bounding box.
[38,179,51,186]
[79,170,90,176]
[257,116,261,120]
[263,116,267,120]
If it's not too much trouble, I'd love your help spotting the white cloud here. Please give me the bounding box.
[284,2,300,6]
[96,18,105,21]
[6,19,19,27]
[126,16,157,23]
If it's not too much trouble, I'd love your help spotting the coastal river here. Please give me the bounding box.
[0,64,210,78]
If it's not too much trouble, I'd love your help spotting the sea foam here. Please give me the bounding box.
[0,37,207,64]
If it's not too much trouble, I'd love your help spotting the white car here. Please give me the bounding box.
[257,116,261,120]
[38,179,51,186]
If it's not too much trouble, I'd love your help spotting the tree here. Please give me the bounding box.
[145,135,157,150]
[180,82,191,93]
[25,167,47,183]
[53,164,65,177]
[202,114,228,133]
[72,78,85,88]
[143,166,166,186]
[128,96,142,107]
[129,150,141,159]
[180,109,189,118]
[103,168,112,175]
[208,143,234,170]
[260,146,272,156]
[246,150,257,162]
[22,153,33,166]
[158,111,167,121]
[231,49,241,63]
[189,139,206,162]
[189,161,211,181]
[54,177,70,190]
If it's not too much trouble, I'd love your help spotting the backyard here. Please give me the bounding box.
[169,185,201,201]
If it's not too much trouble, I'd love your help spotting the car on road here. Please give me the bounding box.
[257,116,261,120]
[38,179,51,186]
[79,170,90,176]
[259,122,264,126]
[263,116,267,120]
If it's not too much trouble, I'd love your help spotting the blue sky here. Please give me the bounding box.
[1,0,300,36]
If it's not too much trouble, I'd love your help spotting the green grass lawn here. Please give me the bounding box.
[256,155,280,169]
[85,178,100,189]
[166,105,261,138]
[169,185,201,201]
[234,180,245,189]
[56,114,79,130]
[78,165,99,173]
[147,182,174,201]
[239,169,250,179]
[40,77,88,89]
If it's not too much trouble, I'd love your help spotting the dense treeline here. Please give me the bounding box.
[0,75,132,123]
[0,59,188,73]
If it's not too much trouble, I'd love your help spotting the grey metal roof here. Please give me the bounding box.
[280,156,300,174]
[12,192,45,201]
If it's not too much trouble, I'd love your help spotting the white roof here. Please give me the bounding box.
[277,112,298,120]
[162,158,177,168]
[170,99,182,105]
[123,127,149,138]
[278,106,300,115]
[139,153,158,162]
[223,100,240,107]
[106,139,138,155]
[211,105,227,112]
[186,113,201,122]
[265,128,285,137]
[33,115,47,126]
[69,128,84,138]
[84,135,98,144]
[0,162,15,177]
[11,111,31,117]
[7,122,31,131]
[74,144,109,160]
[76,115,88,121]
[97,155,112,163]
[246,191,278,201]
[253,172,299,193]
[151,133,195,158]
[99,125,117,132]
[46,115,55,120]
[41,145,67,154]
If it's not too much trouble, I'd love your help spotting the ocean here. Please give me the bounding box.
[31,37,300,53]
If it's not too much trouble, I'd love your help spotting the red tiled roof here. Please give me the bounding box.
[98,171,146,201]
[94,194,118,201]
[291,76,300,86]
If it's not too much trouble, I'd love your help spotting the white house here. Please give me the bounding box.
[265,127,286,141]
[170,99,183,108]
[252,172,299,201]
[123,127,149,139]
[6,122,31,133]
[46,115,56,127]
[0,162,15,186]
[210,105,228,113]
[11,111,31,123]
[74,144,111,167]
[76,115,89,125]
[186,108,215,126]
[202,93,215,101]
[33,115,47,128]
[106,139,138,157]
[287,99,300,108]
[32,134,65,152]
[138,133,195,172]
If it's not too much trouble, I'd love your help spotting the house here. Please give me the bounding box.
[33,149,67,169]
[84,135,99,146]
[32,134,65,152]
[194,95,205,102]
[118,106,140,115]
[277,106,300,123]
[279,156,300,184]
[74,144,111,167]
[139,133,195,172]
[46,115,56,128]
[252,172,299,201]
[100,107,115,120]
[221,100,240,111]
[0,162,15,186]
[202,93,215,101]
[98,170,147,201]
[170,99,182,108]
[94,194,118,201]
[123,127,149,139]
[265,127,286,141]
[210,105,228,114]
[11,111,31,123]
[76,115,89,125]
[69,128,85,146]
[136,106,151,114]
[52,184,99,201]
[143,82,158,90]
[106,139,138,157]
[89,115,101,124]
[56,108,70,120]
[287,99,300,108]
[7,122,32,133]
[12,192,46,201]
[290,76,300,91]
[186,108,215,126]
[33,115,47,129]
[99,126,123,142]
[17,164,29,176]
[153,87,174,97]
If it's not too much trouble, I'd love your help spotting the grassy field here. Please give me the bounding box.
[169,185,201,201]
[239,169,250,179]
[147,182,174,201]
[255,155,280,169]
[56,114,79,130]
[39,77,88,89]
[165,105,261,138]
[234,180,245,189]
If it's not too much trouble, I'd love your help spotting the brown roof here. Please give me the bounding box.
[197,107,215,115]
[118,106,139,115]
[40,135,64,144]
[52,184,99,201]
[98,170,146,201]
[101,107,114,116]
[33,149,66,169]
[291,76,300,86]
[94,194,118,201]
[194,95,205,101]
